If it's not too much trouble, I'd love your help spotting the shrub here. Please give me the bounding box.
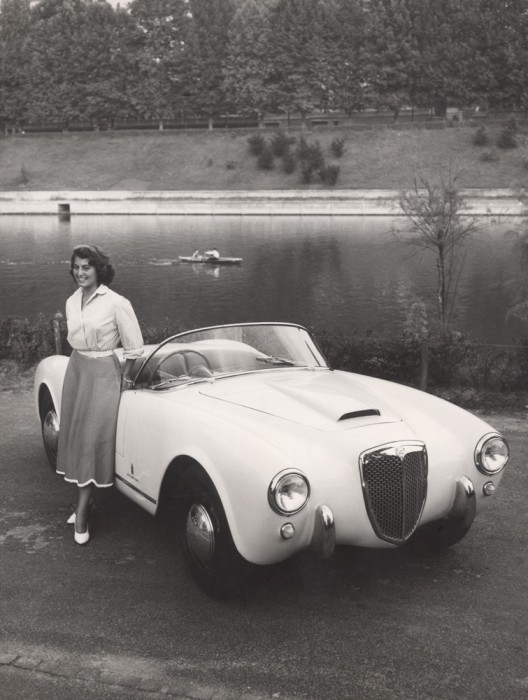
[282,150,296,174]
[296,135,311,161]
[17,164,30,186]
[472,126,489,146]
[296,137,325,183]
[496,127,518,149]
[0,314,66,365]
[247,133,265,156]
[257,143,274,170]
[270,131,293,157]
[320,164,340,186]
[480,148,499,162]
[330,137,346,157]
[305,140,325,171]
[300,161,316,184]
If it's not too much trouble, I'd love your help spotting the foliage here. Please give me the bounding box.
[5,313,528,393]
[496,126,518,149]
[247,133,265,156]
[281,149,297,174]
[257,143,274,170]
[480,148,499,163]
[0,315,66,365]
[17,164,30,186]
[270,130,294,157]
[186,0,235,126]
[0,0,32,127]
[320,164,340,186]
[330,137,346,157]
[2,0,528,127]
[222,0,276,118]
[472,126,489,146]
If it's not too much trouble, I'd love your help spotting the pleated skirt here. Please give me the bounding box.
[56,350,121,488]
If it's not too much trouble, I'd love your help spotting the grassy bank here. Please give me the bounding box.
[1,123,527,192]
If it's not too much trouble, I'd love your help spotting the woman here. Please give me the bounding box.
[56,244,143,545]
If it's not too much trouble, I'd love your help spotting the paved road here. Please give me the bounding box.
[1,390,527,700]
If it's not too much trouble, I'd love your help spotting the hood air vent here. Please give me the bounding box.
[338,409,380,422]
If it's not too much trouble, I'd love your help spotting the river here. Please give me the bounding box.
[0,214,517,342]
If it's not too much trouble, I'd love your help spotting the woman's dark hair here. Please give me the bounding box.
[70,244,115,286]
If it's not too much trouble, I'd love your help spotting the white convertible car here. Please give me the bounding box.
[35,322,509,597]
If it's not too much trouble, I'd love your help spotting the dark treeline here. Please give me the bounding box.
[1,0,527,131]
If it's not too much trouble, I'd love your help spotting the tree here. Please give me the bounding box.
[25,0,90,125]
[505,188,528,336]
[362,0,416,119]
[264,0,331,125]
[223,0,277,122]
[321,0,366,115]
[395,166,483,333]
[187,0,235,129]
[0,0,32,130]
[128,0,193,128]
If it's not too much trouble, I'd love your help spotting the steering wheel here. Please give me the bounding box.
[155,349,212,381]
[183,350,214,377]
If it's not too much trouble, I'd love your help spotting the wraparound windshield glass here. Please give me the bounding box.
[136,324,328,389]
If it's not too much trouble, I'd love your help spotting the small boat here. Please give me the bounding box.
[178,255,243,265]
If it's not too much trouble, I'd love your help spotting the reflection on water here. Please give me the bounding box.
[0,214,516,341]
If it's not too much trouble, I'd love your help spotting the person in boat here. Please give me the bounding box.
[204,247,220,260]
[191,249,201,259]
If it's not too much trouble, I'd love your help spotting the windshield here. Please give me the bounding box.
[135,323,328,389]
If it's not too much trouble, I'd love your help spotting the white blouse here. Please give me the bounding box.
[66,285,143,359]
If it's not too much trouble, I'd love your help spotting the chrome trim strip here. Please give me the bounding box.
[115,473,157,504]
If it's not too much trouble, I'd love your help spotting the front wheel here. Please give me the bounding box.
[177,465,255,598]
[40,389,59,470]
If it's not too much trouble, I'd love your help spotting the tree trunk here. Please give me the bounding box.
[437,247,446,331]
[420,339,429,391]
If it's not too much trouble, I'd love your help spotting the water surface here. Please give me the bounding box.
[0,214,516,342]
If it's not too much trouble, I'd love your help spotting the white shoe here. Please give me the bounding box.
[67,513,76,524]
[74,524,89,545]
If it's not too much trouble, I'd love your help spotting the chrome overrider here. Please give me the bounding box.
[310,505,336,559]
[447,476,476,531]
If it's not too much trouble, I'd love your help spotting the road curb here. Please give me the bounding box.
[0,650,286,700]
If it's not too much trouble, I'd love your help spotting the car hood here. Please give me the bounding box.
[198,370,402,431]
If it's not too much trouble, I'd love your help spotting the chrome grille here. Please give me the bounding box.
[360,442,427,544]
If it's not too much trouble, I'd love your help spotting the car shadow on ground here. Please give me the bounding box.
[86,486,470,606]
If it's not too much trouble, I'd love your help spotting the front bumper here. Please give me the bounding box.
[310,505,336,559]
[447,475,476,530]
[308,476,476,559]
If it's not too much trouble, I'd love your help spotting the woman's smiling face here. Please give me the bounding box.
[72,256,98,294]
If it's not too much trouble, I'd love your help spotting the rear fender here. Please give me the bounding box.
[35,355,70,422]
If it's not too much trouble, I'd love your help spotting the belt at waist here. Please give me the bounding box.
[76,349,115,358]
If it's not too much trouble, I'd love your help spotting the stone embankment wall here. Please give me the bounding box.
[0,189,522,216]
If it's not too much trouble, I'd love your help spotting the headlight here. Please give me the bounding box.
[475,434,509,475]
[268,470,310,515]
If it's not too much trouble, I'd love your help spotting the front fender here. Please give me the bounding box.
[34,355,69,422]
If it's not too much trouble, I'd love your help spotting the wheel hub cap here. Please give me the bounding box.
[186,504,215,563]
[43,411,59,456]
